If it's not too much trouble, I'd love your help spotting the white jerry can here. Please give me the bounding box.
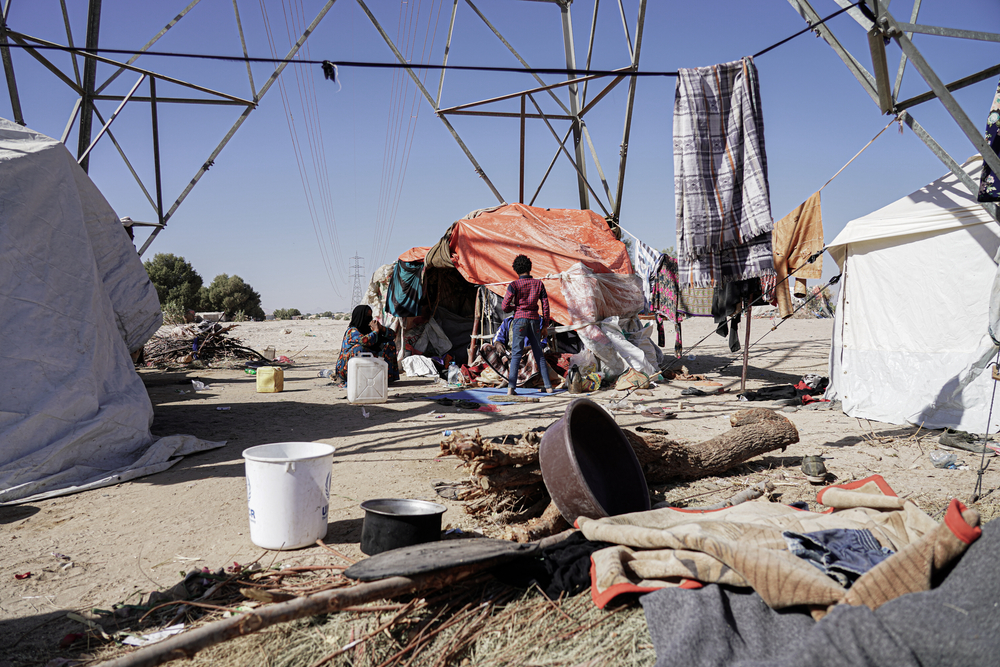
[347,352,388,404]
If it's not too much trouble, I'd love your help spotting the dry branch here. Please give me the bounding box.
[95,567,487,667]
[505,502,570,543]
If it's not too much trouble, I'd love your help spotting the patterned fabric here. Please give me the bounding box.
[501,276,550,324]
[627,233,663,309]
[679,231,775,288]
[335,326,400,383]
[979,79,1000,202]
[479,341,547,388]
[674,56,774,287]
[677,286,715,317]
[650,254,685,356]
[386,259,425,318]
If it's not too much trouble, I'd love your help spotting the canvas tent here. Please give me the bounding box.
[0,118,221,505]
[826,156,1000,432]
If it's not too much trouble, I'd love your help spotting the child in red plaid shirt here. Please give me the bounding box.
[501,254,554,395]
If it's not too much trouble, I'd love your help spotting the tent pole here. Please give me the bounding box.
[741,303,751,393]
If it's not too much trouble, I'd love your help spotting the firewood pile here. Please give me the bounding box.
[438,408,800,542]
[143,323,268,367]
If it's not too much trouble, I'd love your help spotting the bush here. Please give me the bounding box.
[201,274,265,320]
[144,253,203,312]
[319,311,334,318]
[272,308,302,320]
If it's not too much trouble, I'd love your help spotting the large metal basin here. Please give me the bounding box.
[539,398,650,523]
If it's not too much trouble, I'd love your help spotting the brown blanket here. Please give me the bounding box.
[579,475,980,619]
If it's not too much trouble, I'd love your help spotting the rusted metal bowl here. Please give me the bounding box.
[539,397,650,523]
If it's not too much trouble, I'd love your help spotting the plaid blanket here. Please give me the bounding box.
[675,57,774,287]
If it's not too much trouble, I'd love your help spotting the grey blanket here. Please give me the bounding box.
[641,520,1000,667]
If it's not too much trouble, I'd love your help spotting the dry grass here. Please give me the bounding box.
[91,579,654,667]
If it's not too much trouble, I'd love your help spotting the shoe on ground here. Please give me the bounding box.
[939,428,997,456]
[801,455,828,484]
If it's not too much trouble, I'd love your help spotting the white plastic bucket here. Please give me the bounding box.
[347,352,388,404]
[243,442,335,550]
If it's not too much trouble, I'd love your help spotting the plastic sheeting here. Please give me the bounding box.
[442,203,632,325]
[827,157,1000,431]
[560,263,654,376]
[0,118,222,505]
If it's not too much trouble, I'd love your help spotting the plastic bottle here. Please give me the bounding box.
[318,369,333,378]
[447,362,463,386]
[929,451,958,469]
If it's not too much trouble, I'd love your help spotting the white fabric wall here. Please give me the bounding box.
[828,222,1000,431]
[0,119,220,504]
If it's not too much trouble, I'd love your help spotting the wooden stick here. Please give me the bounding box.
[94,567,485,667]
[741,303,751,393]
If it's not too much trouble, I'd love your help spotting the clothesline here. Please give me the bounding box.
[479,272,565,286]
[818,116,901,193]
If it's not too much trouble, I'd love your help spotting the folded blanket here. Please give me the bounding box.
[580,475,980,618]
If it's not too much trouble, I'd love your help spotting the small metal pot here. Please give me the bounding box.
[359,498,447,556]
[539,397,650,523]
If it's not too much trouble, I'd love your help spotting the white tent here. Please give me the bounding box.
[827,156,1000,432]
[0,118,221,505]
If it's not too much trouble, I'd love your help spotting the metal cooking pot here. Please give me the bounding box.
[539,397,650,523]
[359,498,447,555]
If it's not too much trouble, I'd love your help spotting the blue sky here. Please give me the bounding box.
[2,0,998,312]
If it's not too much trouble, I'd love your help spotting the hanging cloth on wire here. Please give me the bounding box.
[674,56,774,287]
[772,191,824,318]
[978,79,1000,202]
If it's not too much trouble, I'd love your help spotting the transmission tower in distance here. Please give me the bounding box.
[349,254,365,308]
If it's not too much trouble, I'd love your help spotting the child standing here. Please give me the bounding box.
[501,254,554,395]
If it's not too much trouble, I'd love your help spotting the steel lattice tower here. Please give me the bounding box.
[349,253,365,308]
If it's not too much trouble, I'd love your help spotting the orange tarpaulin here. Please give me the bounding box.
[435,204,632,325]
[399,246,430,262]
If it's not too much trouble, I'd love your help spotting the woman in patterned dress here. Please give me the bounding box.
[335,305,400,383]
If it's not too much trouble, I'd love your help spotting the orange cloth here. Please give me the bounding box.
[772,191,824,318]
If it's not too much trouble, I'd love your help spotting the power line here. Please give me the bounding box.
[1,4,860,80]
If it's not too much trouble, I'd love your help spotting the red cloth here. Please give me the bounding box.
[502,276,550,325]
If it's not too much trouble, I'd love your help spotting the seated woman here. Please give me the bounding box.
[335,305,400,383]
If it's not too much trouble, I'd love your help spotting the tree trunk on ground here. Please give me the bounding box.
[624,408,799,483]
[505,501,569,543]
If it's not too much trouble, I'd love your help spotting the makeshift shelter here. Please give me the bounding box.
[0,118,220,505]
[826,156,1000,432]
[386,203,643,370]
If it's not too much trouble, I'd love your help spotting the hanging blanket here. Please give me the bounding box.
[386,259,425,318]
[675,57,774,287]
[772,191,824,318]
[578,475,980,619]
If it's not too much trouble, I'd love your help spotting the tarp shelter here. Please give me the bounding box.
[421,203,633,326]
[0,118,221,505]
[827,156,1000,432]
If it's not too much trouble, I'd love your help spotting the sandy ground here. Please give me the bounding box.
[2,316,998,664]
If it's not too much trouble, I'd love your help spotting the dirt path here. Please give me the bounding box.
[2,316,996,663]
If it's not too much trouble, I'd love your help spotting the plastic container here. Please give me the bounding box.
[243,442,335,550]
[930,451,959,469]
[348,352,388,404]
[256,366,284,393]
[359,498,447,555]
[447,362,463,386]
